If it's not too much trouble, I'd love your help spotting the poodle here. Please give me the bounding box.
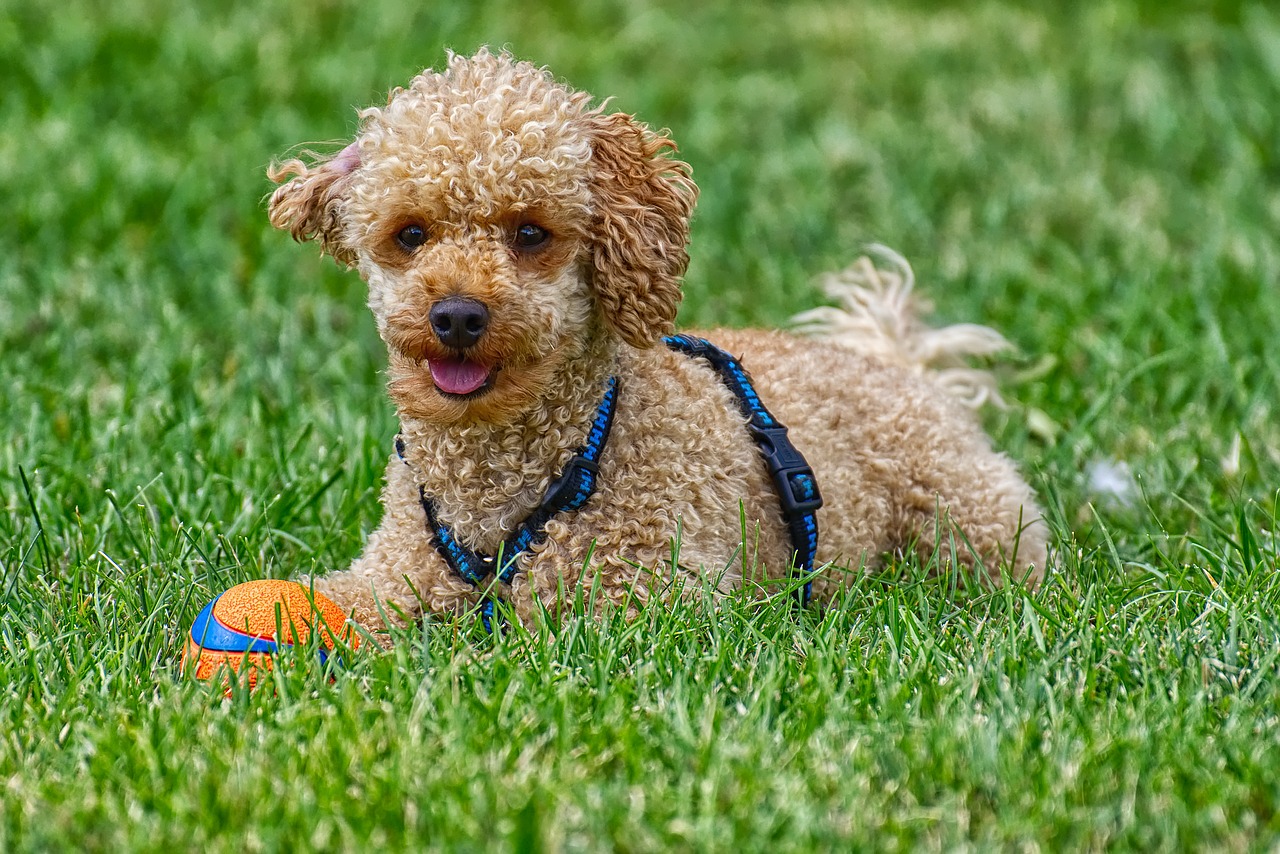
[267,49,1048,633]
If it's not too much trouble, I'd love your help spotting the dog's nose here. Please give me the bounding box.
[429,297,490,350]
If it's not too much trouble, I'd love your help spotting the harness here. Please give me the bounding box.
[402,336,823,630]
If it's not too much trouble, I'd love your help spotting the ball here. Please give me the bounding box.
[181,580,361,690]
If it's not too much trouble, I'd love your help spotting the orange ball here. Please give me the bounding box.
[181,580,361,690]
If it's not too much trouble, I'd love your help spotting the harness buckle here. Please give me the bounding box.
[746,422,824,518]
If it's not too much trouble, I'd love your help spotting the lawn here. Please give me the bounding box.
[4,0,1280,849]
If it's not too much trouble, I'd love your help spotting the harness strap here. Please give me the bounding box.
[663,335,824,604]
[403,335,825,629]
[397,375,619,632]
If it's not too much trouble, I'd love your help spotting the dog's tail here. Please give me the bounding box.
[790,245,1011,409]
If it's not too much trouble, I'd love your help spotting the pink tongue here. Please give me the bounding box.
[428,357,491,395]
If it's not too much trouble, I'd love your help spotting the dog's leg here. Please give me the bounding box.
[300,458,478,639]
[506,513,680,625]
[896,435,1049,586]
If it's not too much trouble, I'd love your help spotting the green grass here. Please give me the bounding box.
[4,0,1280,848]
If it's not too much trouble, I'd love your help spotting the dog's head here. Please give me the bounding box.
[268,49,697,424]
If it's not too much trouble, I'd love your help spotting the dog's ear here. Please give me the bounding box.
[586,112,698,347]
[267,143,360,267]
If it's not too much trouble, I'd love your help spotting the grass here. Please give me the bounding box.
[4,0,1280,848]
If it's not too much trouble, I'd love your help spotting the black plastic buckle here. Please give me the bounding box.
[541,453,600,513]
[747,422,824,519]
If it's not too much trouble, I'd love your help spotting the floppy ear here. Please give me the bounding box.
[267,143,360,267]
[586,112,698,347]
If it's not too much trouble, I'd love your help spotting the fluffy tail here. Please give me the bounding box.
[791,245,1012,409]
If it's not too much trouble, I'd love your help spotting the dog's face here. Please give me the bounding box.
[268,50,697,425]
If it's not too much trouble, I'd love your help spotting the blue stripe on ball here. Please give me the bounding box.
[189,594,279,654]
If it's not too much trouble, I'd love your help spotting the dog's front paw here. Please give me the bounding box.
[295,573,403,650]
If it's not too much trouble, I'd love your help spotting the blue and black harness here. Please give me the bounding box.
[402,335,823,631]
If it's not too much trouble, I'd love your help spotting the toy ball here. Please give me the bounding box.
[181,580,361,690]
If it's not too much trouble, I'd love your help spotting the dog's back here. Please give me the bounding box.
[702,326,1048,590]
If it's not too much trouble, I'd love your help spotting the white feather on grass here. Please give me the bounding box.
[791,245,1012,409]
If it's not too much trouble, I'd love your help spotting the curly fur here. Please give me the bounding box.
[267,49,1048,634]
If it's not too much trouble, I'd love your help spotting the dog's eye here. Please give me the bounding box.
[396,224,428,250]
[513,223,550,249]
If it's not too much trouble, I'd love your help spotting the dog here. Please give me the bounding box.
[267,49,1048,633]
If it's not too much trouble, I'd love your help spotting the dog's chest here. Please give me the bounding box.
[398,423,585,553]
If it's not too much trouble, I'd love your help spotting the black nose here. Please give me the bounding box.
[429,297,490,350]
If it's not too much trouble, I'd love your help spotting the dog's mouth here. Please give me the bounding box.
[426,356,497,398]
